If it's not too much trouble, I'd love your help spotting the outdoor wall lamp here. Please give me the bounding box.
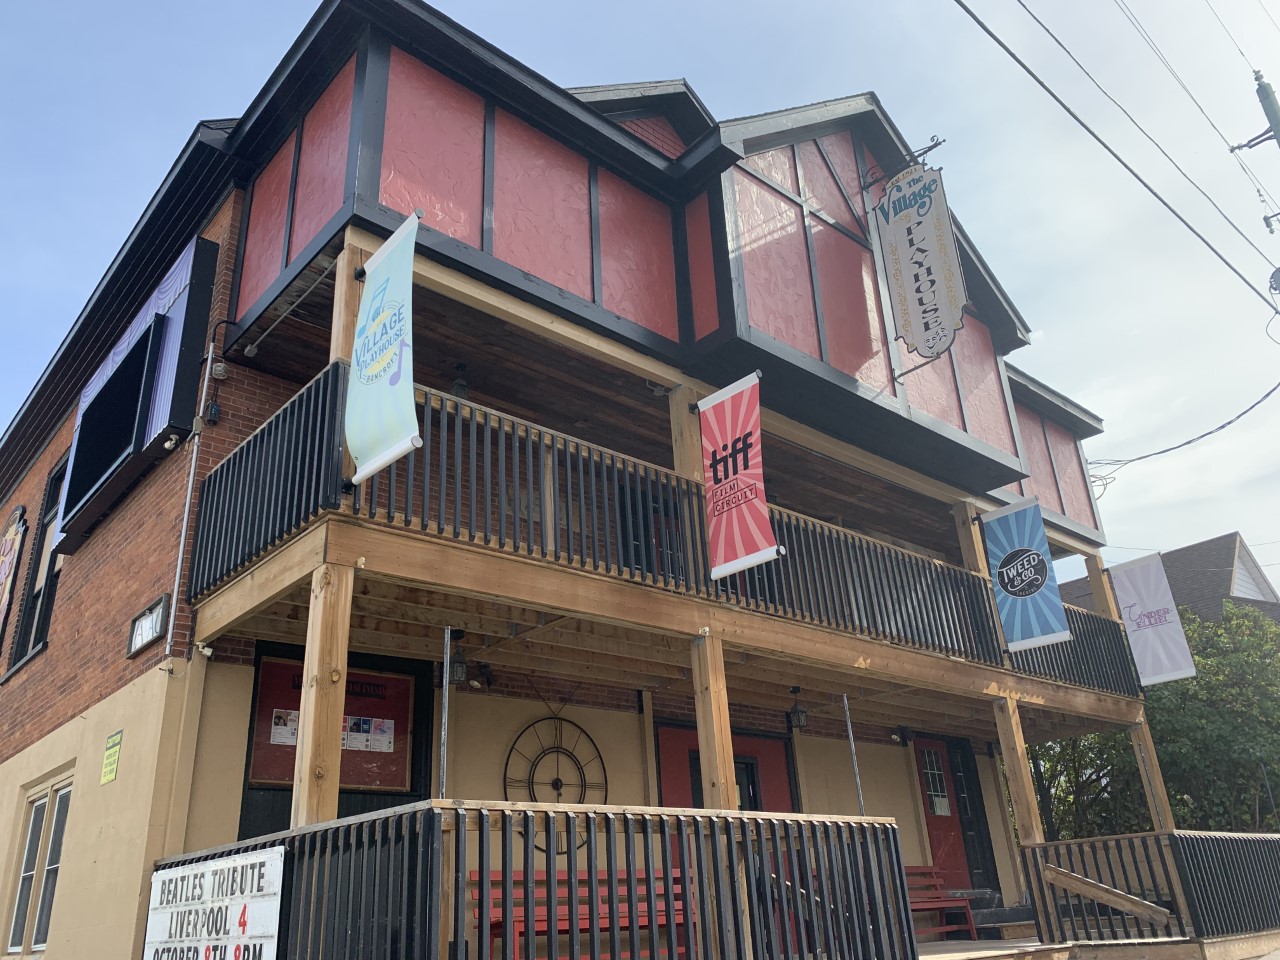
[447,629,468,685]
[788,687,808,730]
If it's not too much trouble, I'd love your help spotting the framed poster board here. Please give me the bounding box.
[248,657,414,792]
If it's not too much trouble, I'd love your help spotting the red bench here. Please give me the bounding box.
[905,866,976,940]
[470,869,686,958]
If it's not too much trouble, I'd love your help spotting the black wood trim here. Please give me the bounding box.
[226,176,257,330]
[672,202,694,347]
[589,163,603,305]
[998,355,1029,494]
[482,101,496,254]
[704,175,739,343]
[1040,415,1068,512]
[350,27,391,206]
[949,346,971,433]
[281,120,305,271]
[734,159,872,252]
[794,149,830,365]
[814,135,868,236]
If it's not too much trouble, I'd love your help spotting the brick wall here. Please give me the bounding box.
[0,188,303,764]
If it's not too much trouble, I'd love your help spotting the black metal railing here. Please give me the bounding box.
[1171,831,1280,938]
[351,386,1005,667]
[153,801,917,960]
[1010,605,1142,697]
[1021,833,1190,943]
[189,363,347,598]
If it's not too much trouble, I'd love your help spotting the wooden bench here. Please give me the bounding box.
[470,869,686,958]
[905,866,977,940]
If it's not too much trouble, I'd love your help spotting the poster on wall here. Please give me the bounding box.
[144,846,284,960]
[873,164,968,358]
[248,658,413,792]
[978,499,1071,651]
[696,372,784,580]
[1109,554,1196,686]
[346,210,423,485]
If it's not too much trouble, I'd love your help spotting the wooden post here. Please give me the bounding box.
[291,562,355,828]
[668,384,703,481]
[690,630,736,810]
[992,696,1046,845]
[952,500,988,575]
[1085,553,1121,619]
[640,690,661,805]
[1130,718,1176,831]
[330,235,370,363]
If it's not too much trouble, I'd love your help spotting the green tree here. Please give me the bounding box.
[1029,602,1280,838]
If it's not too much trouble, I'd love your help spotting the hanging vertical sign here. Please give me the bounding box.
[874,164,967,358]
[1109,554,1196,686]
[346,211,423,485]
[979,499,1070,651]
[697,372,783,579]
[0,506,26,637]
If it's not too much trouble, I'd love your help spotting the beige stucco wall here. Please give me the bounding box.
[0,660,198,960]
[184,660,254,852]
[792,734,930,865]
[445,691,649,806]
[977,751,1023,904]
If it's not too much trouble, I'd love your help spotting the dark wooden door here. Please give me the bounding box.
[914,737,972,890]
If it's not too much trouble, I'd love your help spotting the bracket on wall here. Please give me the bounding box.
[861,135,946,191]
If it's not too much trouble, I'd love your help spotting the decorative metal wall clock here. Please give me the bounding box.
[503,716,608,806]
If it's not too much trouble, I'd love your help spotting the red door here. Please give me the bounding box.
[914,738,972,890]
[656,726,795,811]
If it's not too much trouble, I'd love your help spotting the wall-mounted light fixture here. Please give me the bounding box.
[447,628,469,685]
[788,686,808,730]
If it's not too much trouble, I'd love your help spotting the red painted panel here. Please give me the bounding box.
[952,318,1016,456]
[237,132,296,320]
[735,170,821,359]
[686,192,720,340]
[744,147,799,195]
[492,110,592,300]
[796,140,859,234]
[597,169,678,341]
[656,726,794,812]
[821,133,867,226]
[1045,419,1097,528]
[289,57,354,262]
[381,48,485,246]
[620,115,685,159]
[1015,404,1064,514]
[810,216,893,393]
[908,346,964,431]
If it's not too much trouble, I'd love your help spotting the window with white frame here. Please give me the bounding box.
[921,748,952,817]
[7,782,71,954]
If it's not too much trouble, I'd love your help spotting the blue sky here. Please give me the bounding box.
[3,0,1279,578]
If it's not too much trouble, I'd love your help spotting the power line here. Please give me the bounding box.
[1257,0,1280,38]
[1012,0,1275,269]
[1203,0,1256,70]
[1110,0,1280,215]
[944,0,1280,315]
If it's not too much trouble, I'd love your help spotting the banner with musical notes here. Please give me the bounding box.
[346,212,423,485]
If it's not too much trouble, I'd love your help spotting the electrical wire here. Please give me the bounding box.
[1110,0,1280,215]
[1203,0,1256,70]
[1013,0,1275,269]
[1257,0,1280,38]
[945,0,1280,315]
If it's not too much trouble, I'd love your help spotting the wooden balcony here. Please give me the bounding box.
[189,363,1140,703]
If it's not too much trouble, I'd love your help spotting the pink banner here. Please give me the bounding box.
[698,373,781,579]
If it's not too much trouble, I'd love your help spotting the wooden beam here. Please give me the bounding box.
[1042,864,1171,928]
[640,691,660,806]
[992,696,1045,845]
[690,630,736,810]
[321,517,1146,725]
[952,500,989,575]
[193,524,327,643]
[1130,718,1176,831]
[668,384,703,481]
[482,615,571,652]
[291,563,355,828]
[1085,553,1121,620]
[330,233,370,363]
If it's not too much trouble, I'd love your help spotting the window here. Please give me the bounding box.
[7,783,71,953]
[9,463,67,670]
[922,748,952,817]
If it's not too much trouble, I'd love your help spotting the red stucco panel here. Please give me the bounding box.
[796,140,860,235]
[810,216,893,393]
[1045,418,1097,528]
[492,110,592,301]
[908,344,965,431]
[952,319,1016,456]
[1015,404,1064,515]
[597,169,678,341]
[237,132,295,320]
[289,57,354,262]
[744,147,799,195]
[380,48,485,247]
[620,115,685,159]
[821,133,867,226]
[686,192,719,341]
[735,170,821,359]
